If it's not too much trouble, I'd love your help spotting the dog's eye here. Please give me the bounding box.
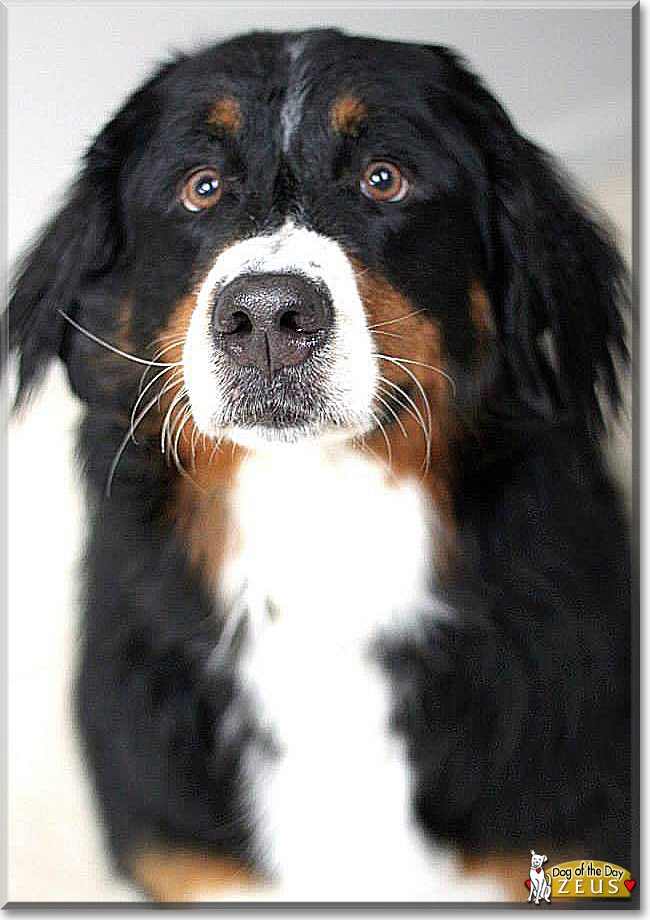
[180,168,223,211]
[361,161,409,203]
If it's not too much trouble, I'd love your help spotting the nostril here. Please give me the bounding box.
[212,272,333,375]
[278,309,303,333]
[230,310,253,335]
[217,309,253,336]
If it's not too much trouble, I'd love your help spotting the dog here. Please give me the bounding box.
[528,851,552,904]
[6,29,631,902]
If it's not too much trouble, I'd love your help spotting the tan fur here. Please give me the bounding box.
[169,440,246,584]
[330,93,366,136]
[352,263,458,552]
[469,281,494,349]
[207,95,243,135]
[153,284,244,583]
[130,844,263,902]
[130,842,537,902]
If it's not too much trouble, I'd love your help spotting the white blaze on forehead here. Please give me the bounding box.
[280,37,309,153]
[280,87,306,153]
[182,222,378,442]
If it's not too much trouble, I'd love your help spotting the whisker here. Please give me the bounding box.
[378,376,429,443]
[172,403,194,472]
[353,433,384,467]
[378,378,432,476]
[154,329,191,345]
[105,377,181,497]
[368,408,393,467]
[372,329,404,339]
[137,338,186,396]
[373,391,408,438]
[368,308,426,330]
[375,357,433,475]
[213,435,227,464]
[58,309,182,368]
[377,353,457,398]
[148,337,187,364]
[190,423,201,470]
[162,392,210,493]
[130,368,182,444]
[161,386,187,457]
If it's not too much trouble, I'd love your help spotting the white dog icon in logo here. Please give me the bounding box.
[528,850,552,904]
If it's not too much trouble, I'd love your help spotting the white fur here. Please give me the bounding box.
[215,444,497,901]
[280,83,307,154]
[185,221,505,901]
[280,37,308,152]
[183,222,378,447]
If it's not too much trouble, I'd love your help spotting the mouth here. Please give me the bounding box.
[212,359,369,444]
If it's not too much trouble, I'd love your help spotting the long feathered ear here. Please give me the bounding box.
[428,47,629,433]
[7,171,118,407]
[486,129,629,432]
[5,57,177,408]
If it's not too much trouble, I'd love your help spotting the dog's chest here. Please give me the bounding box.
[221,444,434,636]
[218,445,444,897]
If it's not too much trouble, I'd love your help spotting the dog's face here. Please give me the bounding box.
[530,852,547,871]
[105,31,491,454]
[8,28,626,469]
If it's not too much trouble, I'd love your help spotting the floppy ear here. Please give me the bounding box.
[427,47,629,432]
[486,128,629,432]
[7,170,118,407]
[6,60,175,407]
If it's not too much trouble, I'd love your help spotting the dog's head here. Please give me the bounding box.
[8,29,627,465]
[530,851,548,871]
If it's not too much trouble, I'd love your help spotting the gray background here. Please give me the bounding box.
[6,2,633,903]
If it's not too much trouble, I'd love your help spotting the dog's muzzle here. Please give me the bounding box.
[212,272,333,378]
[183,223,378,444]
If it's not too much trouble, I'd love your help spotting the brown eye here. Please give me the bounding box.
[180,167,223,211]
[361,161,409,203]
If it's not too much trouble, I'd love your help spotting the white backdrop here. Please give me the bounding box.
[6,2,633,904]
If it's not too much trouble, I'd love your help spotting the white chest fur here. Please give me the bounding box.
[216,445,473,901]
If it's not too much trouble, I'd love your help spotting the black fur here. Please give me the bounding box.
[7,29,632,887]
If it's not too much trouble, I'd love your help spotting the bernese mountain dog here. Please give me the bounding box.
[7,29,631,903]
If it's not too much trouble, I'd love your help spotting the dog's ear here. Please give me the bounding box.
[484,125,629,433]
[5,59,178,407]
[427,47,629,433]
[7,170,117,407]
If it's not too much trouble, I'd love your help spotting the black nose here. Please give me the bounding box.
[212,272,333,376]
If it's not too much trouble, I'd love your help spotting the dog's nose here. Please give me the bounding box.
[212,272,333,376]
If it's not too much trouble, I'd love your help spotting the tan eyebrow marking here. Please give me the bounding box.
[330,93,366,136]
[207,95,243,135]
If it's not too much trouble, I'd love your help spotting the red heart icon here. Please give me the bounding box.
[525,880,531,889]
[625,880,635,892]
